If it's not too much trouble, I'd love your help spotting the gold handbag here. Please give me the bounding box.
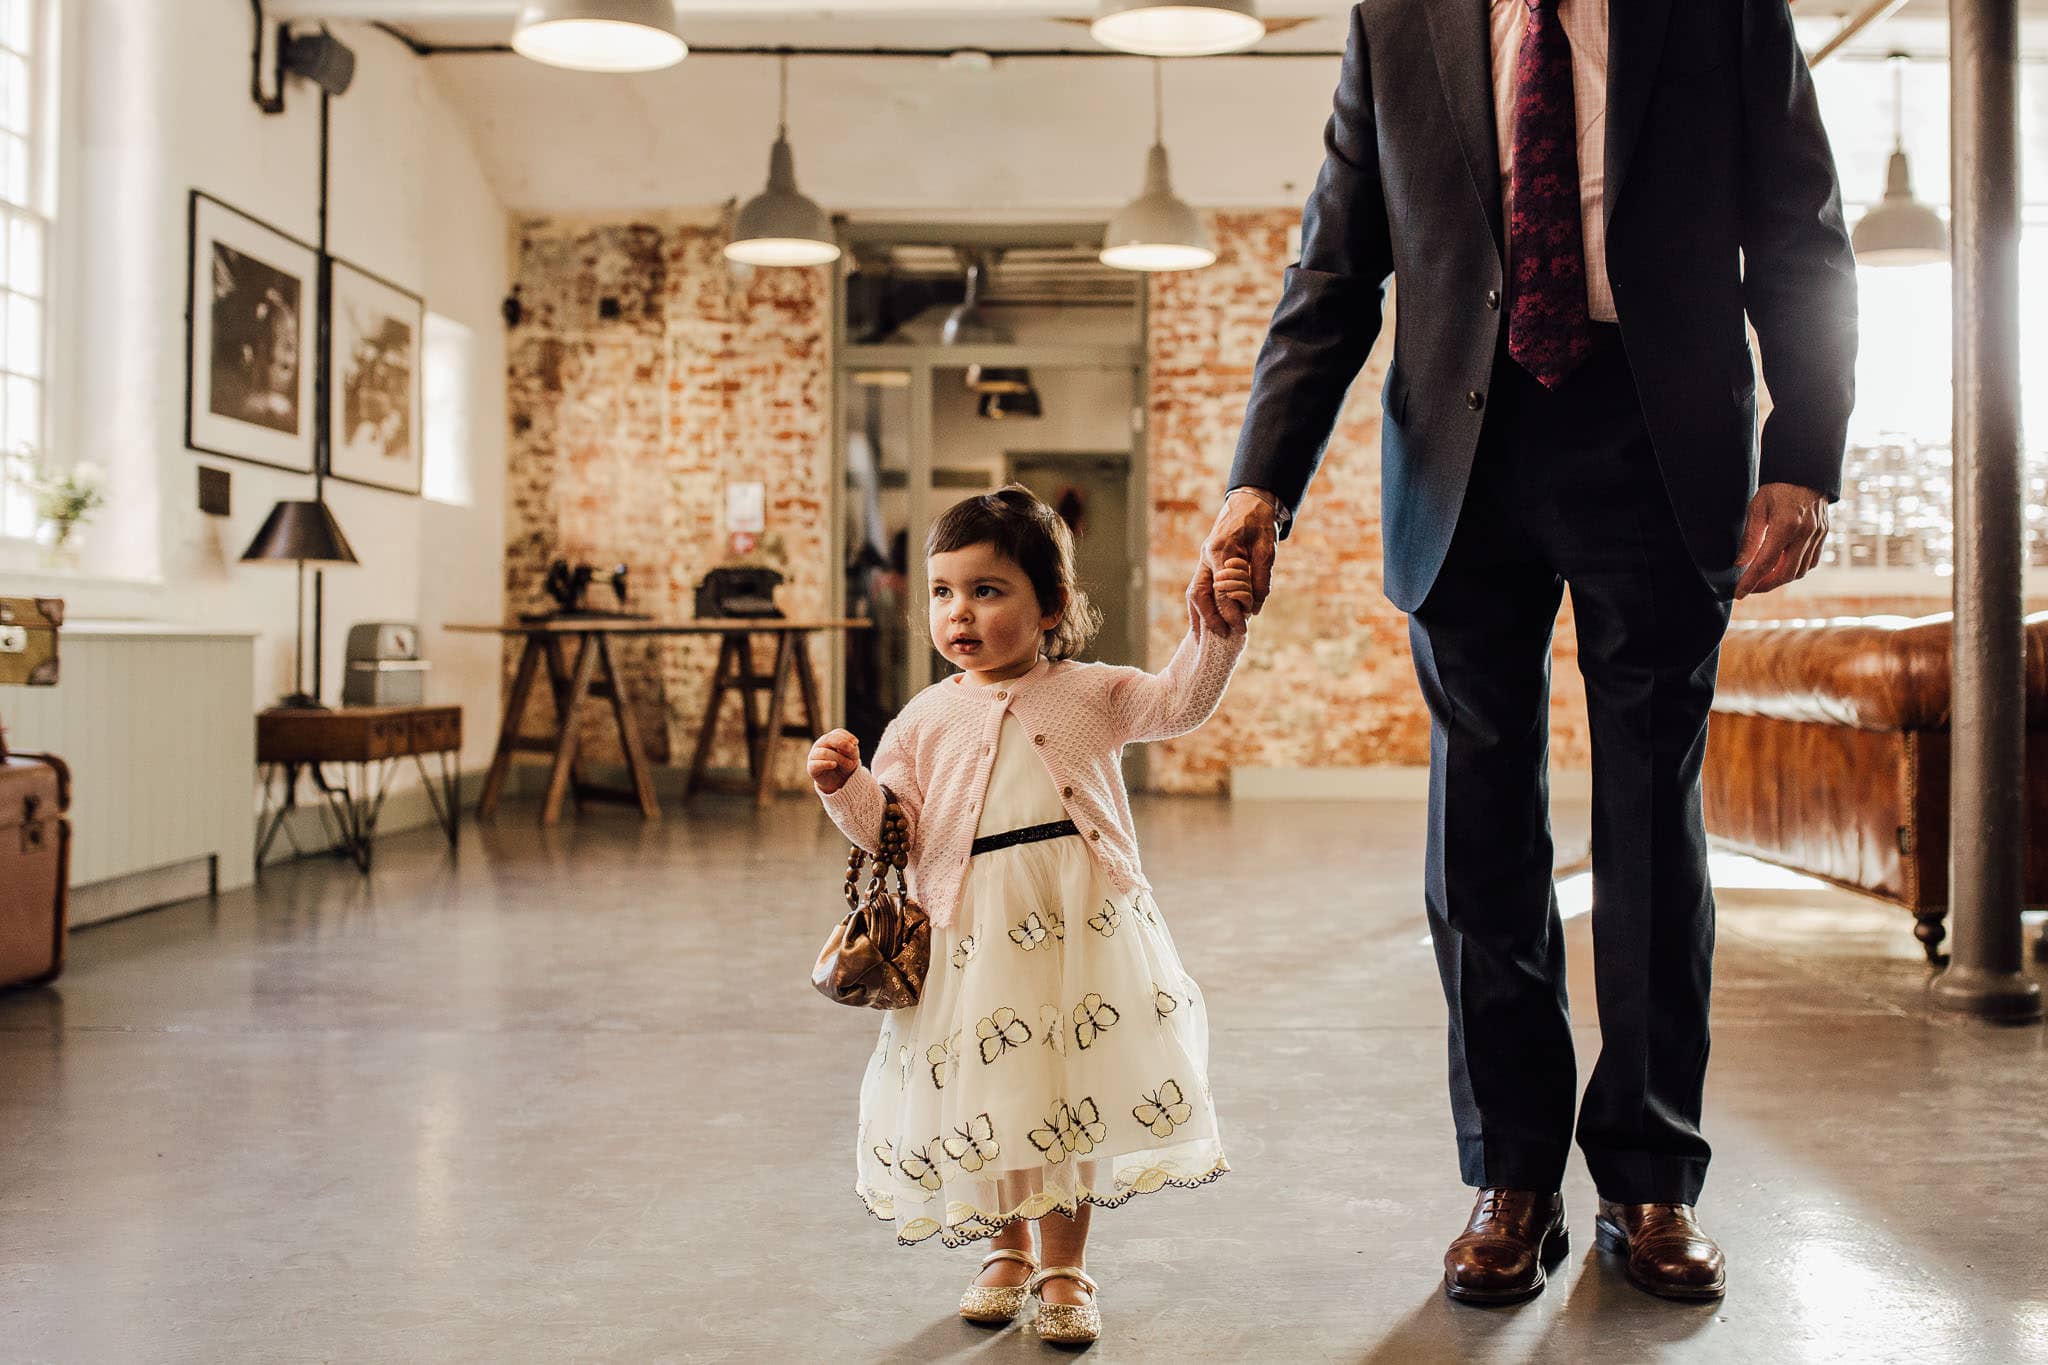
[812,786,931,1010]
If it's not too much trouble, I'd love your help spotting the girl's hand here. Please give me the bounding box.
[1193,556,1256,633]
[809,729,861,795]
[1214,556,1255,616]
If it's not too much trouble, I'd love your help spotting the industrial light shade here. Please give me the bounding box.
[968,366,1042,420]
[1091,0,1264,57]
[1852,150,1949,265]
[725,56,840,267]
[511,0,687,74]
[240,499,358,566]
[725,136,840,265]
[1102,144,1215,272]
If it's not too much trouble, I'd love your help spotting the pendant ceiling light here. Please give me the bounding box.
[511,0,687,73]
[1852,54,1948,266]
[942,258,1006,346]
[941,257,1043,419]
[1101,61,1216,273]
[726,54,841,267]
[1091,0,1264,57]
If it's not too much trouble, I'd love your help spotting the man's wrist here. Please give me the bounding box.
[1225,485,1291,528]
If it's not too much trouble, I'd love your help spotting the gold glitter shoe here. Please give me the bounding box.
[1026,1265,1101,1345]
[959,1248,1038,1324]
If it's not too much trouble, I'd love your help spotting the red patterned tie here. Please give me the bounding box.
[1506,0,1593,388]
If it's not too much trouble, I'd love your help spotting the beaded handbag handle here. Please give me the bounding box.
[842,787,913,950]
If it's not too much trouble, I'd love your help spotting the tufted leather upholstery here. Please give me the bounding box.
[1713,613,2048,731]
[1704,612,2048,960]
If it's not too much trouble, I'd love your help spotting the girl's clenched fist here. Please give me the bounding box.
[809,729,861,795]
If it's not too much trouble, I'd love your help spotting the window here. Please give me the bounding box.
[0,0,50,540]
[421,313,474,506]
[1809,56,2048,577]
[1825,230,2048,574]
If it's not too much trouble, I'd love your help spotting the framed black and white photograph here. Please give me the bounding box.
[327,259,423,495]
[185,191,319,473]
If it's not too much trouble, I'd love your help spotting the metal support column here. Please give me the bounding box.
[1931,0,2041,1020]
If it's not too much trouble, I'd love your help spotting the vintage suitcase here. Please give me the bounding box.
[0,749,70,988]
[0,597,62,686]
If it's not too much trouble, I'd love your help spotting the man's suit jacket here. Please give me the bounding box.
[1227,0,1858,613]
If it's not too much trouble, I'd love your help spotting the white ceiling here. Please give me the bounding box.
[272,2,1353,53]
[266,0,2048,217]
[270,0,2048,58]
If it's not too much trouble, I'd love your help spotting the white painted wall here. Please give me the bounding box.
[31,0,508,783]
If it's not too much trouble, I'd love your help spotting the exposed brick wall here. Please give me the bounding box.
[501,208,1975,802]
[505,215,831,783]
[1138,211,1966,795]
[1144,209,1487,793]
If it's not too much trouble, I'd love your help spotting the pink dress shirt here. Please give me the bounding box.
[818,612,1249,932]
[1490,0,1616,322]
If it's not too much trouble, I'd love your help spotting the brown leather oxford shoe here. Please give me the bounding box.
[1593,1200,1727,1300]
[1443,1188,1569,1305]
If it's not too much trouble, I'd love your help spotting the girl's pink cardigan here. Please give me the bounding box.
[817,611,1249,931]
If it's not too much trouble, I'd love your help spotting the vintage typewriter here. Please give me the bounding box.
[694,566,785,620]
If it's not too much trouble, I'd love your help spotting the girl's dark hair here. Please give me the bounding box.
[925,484,1104,661]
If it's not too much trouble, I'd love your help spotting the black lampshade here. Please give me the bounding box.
[241,500,358,565]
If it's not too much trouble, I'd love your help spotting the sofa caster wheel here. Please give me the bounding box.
[1913,912,1949,966]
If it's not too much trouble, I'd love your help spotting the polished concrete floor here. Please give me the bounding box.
[3,794,2046,1364]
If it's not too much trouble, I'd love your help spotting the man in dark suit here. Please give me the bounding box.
[1192,0,1857,1303]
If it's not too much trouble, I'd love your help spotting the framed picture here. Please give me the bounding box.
[186,191,319,473]
[327,259,424,495]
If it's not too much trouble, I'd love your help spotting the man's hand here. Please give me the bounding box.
[1195,489,1281,631]
[1188,557,1256,635]
[809,729,861,795]
[1732,482,1830,599]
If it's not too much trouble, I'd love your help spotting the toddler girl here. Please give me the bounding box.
[810,485,1254,1345]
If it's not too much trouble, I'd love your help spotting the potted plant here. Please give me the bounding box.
[8,450,106,570]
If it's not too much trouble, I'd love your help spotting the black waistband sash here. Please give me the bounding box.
[970,819,1081,857]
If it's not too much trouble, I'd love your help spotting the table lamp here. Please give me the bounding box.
[241,499,358,710]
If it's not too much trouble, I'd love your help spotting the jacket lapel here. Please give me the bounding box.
[1603,0,1672,229]
[1422,0,1503,258]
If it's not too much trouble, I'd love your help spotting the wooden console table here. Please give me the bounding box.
[256,704,463,874]
[448,618,869,825]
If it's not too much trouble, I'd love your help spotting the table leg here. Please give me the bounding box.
[416,750,460,848]
[735,633,765,777]
[542,634,600,825]
[541,635,590,805]
[792,631,824,739]
[255,762,297,871]
[310,762,374,874]
[598,633,661,820]
[479,635,544,819]
[755,632,797,809]
[684,634,737,799]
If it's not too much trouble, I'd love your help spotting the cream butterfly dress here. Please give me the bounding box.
[855,710,1228,1248]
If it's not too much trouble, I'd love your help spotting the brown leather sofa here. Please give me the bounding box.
[1703,612,2048,961]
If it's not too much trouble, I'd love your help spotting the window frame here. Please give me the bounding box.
[0,0,57,544]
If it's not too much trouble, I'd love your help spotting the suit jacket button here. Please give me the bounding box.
[1485,289,1500,310]
[1466,390,1485,410]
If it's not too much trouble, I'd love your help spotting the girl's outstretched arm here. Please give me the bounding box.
[1106,576,1251,745]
